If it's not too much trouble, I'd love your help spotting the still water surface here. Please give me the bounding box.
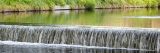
[0,8,160,28]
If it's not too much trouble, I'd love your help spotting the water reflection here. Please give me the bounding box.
[0,45,158,53]
[0,9,160,28]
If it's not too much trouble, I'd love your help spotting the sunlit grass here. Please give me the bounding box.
[0,0,160,11]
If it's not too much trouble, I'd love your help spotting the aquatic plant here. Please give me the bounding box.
[0,0,160,11]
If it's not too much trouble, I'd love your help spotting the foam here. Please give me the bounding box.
[125,16,160,19]
[0,25,159,31]
[0,41,155,51]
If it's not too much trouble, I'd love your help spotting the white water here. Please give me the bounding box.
[125,16,160,18]
[0,25,159,51]
[0,41,151,51]
[0,25,159,31]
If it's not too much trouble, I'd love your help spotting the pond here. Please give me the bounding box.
[0,8,159,53]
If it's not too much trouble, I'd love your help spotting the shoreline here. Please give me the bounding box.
[0,5,159,13]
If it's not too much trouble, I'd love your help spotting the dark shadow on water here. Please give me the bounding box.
[0,45,158,53]
[158,5,160,8]
[85,9,95,12]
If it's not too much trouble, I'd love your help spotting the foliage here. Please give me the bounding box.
[0,0,160,11]
[84,0,96,10]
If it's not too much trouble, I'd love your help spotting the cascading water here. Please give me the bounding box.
[0,25,159,52]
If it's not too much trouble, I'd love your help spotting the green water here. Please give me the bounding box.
[0,8,160,28]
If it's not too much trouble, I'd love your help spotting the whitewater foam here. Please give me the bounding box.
[0,41,156,51]
[0,25,159,51]
[125,16,160,18]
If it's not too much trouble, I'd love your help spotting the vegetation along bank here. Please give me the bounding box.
[0,0,160,12]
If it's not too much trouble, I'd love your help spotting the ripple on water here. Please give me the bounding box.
[125,16,160,18]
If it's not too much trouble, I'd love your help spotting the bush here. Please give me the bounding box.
[0,0,160,11]
[54,0,66,6]
[84,0,96,10]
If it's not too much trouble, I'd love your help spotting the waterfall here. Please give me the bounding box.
[0,25,159,51]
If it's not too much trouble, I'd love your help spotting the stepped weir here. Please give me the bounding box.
[0,25,159,52]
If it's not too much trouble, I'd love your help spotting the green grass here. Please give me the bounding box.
[0,0,160,11]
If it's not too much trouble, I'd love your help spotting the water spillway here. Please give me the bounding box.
[0,25,159,51]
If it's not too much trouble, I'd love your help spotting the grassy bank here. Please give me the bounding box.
[0,0,160,12]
